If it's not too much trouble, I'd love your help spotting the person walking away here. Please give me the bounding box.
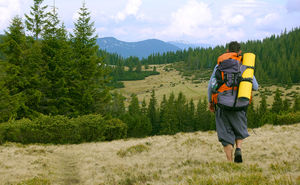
[207,41,259,163]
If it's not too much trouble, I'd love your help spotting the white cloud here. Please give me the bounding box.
[255,13,280,26]
[162,0,212,37]
[115,0,142,21]
[0,0,23,31]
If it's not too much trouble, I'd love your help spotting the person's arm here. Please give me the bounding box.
[207,65,218,103]
[252,75,259,91]
[208,65,218,112]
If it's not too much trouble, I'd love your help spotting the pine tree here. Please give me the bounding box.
[0,16,44,119]
[187,99,195,131]
[141,98,147,115]
[282,98,290,112]
[247,102,256,128]
[0,63,19,122]
[293,95,300,112]
[258,93,268,115]
[272,88,283,113]
[109,92,125,118]
[40,5,74,115]
[195,98,210,131]
[123,93,151,137]
[71,2,110,115]
[148,89,159,135]
[129,94,140,115]
[25,0,48,40]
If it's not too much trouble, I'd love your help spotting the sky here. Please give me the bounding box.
[0,0,300,45]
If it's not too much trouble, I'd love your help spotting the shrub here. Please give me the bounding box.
[0,114,127,144]
[274,112,300,125]
[117,144,150,157]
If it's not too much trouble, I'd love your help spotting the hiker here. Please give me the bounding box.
[207,41,259,163]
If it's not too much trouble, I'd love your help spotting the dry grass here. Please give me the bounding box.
[114,64,209,105]
[0,123,299,185]
[114,64,300,108]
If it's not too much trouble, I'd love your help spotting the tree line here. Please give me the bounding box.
[107,89,300,138]
[102,28,300,85]
[0,0,110,122]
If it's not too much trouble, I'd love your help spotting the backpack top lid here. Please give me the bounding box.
[217,52,242,65]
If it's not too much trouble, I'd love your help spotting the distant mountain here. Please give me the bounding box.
[97,37,181,58]
[168,41,213,50]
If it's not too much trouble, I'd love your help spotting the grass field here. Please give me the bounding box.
[115,64,300,107]
[0,123,299,184]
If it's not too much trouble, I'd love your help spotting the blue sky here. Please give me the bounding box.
[1,0,300,45]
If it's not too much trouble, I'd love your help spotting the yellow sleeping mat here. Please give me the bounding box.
[238,53,255,100]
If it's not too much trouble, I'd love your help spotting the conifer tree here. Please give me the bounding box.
[258,93,268,116]
[195,98,210,131]
[141,98,147,115]
[293,95,300,112]
[40,5,74,115]
[148,89,159,135]
[71,2,110,115]
[25,0,48,40]
[123,93,151,137]
[247,101,256,128]
[109,92,125,117]
[159,93,177,134]
[272,88,283,113]
[0,63,19,122]
[187,99,195,131]
[282,98,290,112]
[0,16,44,119]
[128,94,140,115]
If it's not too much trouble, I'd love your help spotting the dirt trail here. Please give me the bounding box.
[51,150,81,185]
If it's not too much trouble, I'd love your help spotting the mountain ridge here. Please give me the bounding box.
[97,37,181,58]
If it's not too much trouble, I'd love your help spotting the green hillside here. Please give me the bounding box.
[106,28,300,85]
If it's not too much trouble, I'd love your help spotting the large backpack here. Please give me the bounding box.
[211,52,250,111]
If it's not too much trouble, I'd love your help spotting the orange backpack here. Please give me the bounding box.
[211,52,250,110]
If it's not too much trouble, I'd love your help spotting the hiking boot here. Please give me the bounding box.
[234,148,242,163]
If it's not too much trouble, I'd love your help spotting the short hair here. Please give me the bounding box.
[228,41,241,52]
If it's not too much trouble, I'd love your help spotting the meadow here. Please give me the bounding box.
[115,64,300,107]
[0,123,299,185]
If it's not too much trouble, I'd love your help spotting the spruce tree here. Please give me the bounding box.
[293,95,300,112]
[40,5,74,115]
[109,92,125,117]
[123,93,151,137]
[0,63,19,122]
[272,88,283,113]
[187,99,195,131]
[0,16,44,119]
[282,98,290,112]
[71,2,110,115]
[195,98,210,131]
[148,89,159,135]
[128,94,140,115]
[160,93,177,134]
[25,0,48,40]
[141,98,147,115]
[257,92,269,127]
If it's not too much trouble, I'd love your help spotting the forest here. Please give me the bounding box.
[103,28,300,85]
[0,0,300,144]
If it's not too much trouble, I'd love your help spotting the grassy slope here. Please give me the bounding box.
[0,123,299,185]
[115,64,300,107]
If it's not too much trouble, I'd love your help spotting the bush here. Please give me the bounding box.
[274,112,300,125]
[0,114,127,144]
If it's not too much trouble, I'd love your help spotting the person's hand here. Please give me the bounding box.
[209,102,215,113]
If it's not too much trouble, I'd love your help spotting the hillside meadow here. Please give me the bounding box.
[0,123,299,185]
[115,64,300,107]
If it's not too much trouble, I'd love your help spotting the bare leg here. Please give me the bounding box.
[224,144,233,161]
[236,139,242,149]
